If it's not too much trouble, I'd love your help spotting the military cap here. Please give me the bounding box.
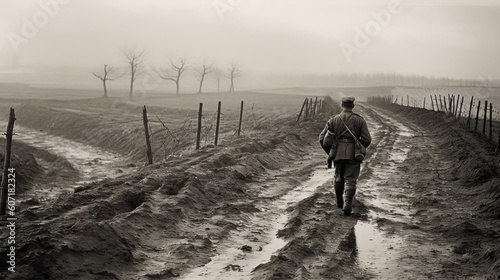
[341,97,355,107]
[341,97,355,103]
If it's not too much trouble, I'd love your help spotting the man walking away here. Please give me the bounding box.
[319,97,371,215]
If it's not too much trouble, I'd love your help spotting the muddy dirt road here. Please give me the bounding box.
[180,103,497,279]
[1,97,499,280]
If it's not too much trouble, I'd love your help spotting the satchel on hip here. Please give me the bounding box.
[340,117,366,162]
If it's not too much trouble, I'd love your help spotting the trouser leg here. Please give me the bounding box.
[342,162,361,215]
[334,182,344,209]
[333,162,345,209]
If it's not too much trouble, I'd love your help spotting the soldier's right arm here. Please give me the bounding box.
[319,122,329,145]
[359,119,371,148]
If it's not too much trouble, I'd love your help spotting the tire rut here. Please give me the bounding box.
[253,102,473,279]
[180,148,330,280]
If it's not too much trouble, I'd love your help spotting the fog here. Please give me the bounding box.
[1,0,500,90]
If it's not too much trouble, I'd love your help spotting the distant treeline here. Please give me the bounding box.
[263,72,498,88]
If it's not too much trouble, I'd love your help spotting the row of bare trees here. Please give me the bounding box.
[92,48,243,97]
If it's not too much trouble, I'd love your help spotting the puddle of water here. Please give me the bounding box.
[353,106,456,278]
[354,220,404,274]
[354,106,416,276]
[388,125,413,163]
[180,168,331,280]
[1,122,135,200]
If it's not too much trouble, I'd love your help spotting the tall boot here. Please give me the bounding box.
[334,182,344,209]
[342,188,356,216]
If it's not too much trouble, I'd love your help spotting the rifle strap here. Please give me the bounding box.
[339,116,359,143]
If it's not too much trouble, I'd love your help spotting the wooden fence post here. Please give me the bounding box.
[196,103,203,149]
[483,100,488,136]
[452,95,455,116]
[304,98,310,119]
[449,94,453,115]
[483,101,488,135]
[444,95,448,112]
[309,98,313,117]
[435,95,440,112]
[0,108,15,216]
[455,94,460,118]
[430,95,434,111]
[142,106,153,165]
[458,96,464,121]
[423,97,426,110]
[313,97,318,116]
[450,95,453,114]
[475,100,481,135]
[453,95,457,116]
[238,101,244,136]
[304,99,309,119]
[450,95,453,115]
[296,98,307,123]
[215,101,221,146]
[306,98,310,118]
[467,96,474,127]
[490,103,493,140]
[439,95,444,112]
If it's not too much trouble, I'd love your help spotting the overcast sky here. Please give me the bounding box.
[1,0,499,80]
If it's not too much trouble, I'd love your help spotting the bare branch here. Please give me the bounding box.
[194,59,215,75]
[195,59,215,93]
[122,48,146,96]
[157,57,187,95]
[92,64,120,97]
[92,71,104,80]
[226,62,243,92]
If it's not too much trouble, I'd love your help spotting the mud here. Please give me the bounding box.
[8,122,136,200]
[1,91,499,280]
[182,163,331,279]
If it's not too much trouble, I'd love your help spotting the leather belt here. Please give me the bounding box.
[338,138,354,143]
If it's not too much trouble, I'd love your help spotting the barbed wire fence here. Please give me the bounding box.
[367,87,500,152]
[0,95,333,172]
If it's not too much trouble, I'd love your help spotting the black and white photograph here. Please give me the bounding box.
[1,0,500,279]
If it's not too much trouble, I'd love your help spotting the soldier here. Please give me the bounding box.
[319,97,371,215]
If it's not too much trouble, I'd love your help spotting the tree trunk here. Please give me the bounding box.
[198,73,205,93]
[103,80,108,97]
[129,70,135,97]
[229,77,234,92]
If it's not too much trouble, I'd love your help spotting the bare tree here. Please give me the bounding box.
[227,62,243,92]
[213,67,223,92]
[92,64,118,97]
[195,59,214,93]
[157,57,187,95]
[123,48,146,97]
